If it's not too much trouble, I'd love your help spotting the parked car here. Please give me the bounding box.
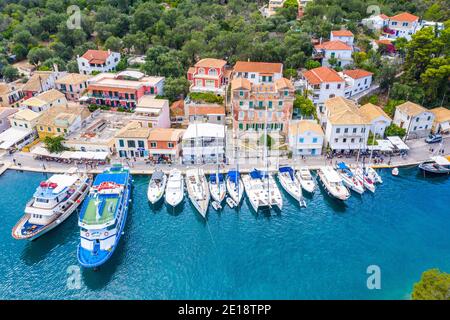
[425,134,443,144]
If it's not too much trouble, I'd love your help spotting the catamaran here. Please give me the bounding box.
[242,169,270,212]
[12,168,91,241]
[353,167,376,193]
[336,162,365,195]
[278,166,304,204]
[226,170,244,205]
[147,170,167,204]
[209,173,226,203]
[185,168,210,218]
[264,172,283,210]
[296,167,316,194]
[317,166,350,201]
[165,169,184,207]
[77,165,132,268]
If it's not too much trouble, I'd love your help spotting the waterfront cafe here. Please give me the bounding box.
[387,136,410,154]
[32,146,108,163]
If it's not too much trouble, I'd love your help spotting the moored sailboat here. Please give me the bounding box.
[185,168,210,218]
[209,173,226,203]
[336,162,364,195]
[226,170,244,205]
[242,169,270,213]
[278,166,303,202]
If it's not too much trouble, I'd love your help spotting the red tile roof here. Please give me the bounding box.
[81,50,111,64]
[194,58,227,68]
[389,12,419,22]
[189,105,225,116]
[315,40,352,51]
[343,69,373,79]
[233,61,283,74]
[303,67,344,85]
[331,30,354,37]
[379,14,389,20]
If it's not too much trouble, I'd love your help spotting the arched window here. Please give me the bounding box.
[198,68,205,75]
[208,68,217,76]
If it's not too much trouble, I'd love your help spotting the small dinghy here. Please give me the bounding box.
[211,201,222,211]
[392,167,399,176]
[226,197,237,209]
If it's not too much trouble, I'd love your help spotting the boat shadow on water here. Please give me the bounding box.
[148,198,165,213]
[165,199,185,216]
[19,213,78,266]
[316,183,348,213]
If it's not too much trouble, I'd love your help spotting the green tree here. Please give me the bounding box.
[305,60,321,70]
[27,47,54,66]
[162,77,190,102]
[104,36,123,52]
[412,269,450,300]
[294,95,317,118]
[1,65,19,82]
[385,123,406,138]
[43,135,67,154]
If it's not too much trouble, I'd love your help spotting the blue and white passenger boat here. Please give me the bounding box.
[12,168,91,241]
[77,165,132,268]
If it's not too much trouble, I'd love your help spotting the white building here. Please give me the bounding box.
[330,30,355,46]
[314,40,353,68]
[341,69,373,98]
[288,120,324,156]
[359,103,392,137]
[382,12,419,41]
[323,97,371,151]
[132,97,171,129]
[301,66,346,123]
[361,14,389,31]
[77,49,121,75]
[232,61,283,85]
[1,104,41,150]
[393,101,435,139]
[182,123,226,164]
[22,89,67,113]
[430,107,450,134]
[0,107,18,133]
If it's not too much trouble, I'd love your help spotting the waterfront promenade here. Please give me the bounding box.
[1,136,448,175]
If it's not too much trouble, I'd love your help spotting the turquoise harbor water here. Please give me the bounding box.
[0,168,449,299]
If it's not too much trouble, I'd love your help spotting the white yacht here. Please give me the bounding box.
[185,168,210,218]
[165,169,184,207]
[278,166,303,202]
[147,170,167,204]
[336,162,365,195]
[226,170,244,205]
[12,168,91,240]
[296,167,316,194]
[317,167,350,201]
[209,173,226,203]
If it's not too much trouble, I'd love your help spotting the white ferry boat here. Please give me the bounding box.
[12,168,91,241]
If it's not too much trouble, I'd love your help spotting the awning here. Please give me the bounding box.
[0,127,33,149]
[387,136,410,150]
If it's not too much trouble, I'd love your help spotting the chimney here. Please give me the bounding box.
[53,63,59,73]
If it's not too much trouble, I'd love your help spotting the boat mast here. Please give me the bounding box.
[216,131,220,195]
[265,100,270,200]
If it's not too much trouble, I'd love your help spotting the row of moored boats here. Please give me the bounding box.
[11,163,383,269]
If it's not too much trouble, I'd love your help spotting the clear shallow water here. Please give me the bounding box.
[0,168,449,300]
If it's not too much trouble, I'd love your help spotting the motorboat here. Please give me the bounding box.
[296,167,316,194]
[147,170,167,204]
[366,167,383,184]
[165,169,184,207]
[12,168,91,241]
[392,167,399,176]
[317,166,350,201]
[419,156,450,175]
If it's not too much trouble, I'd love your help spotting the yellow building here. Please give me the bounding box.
[36,105,91,139]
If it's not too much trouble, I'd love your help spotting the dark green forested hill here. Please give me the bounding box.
[0,0,449,106]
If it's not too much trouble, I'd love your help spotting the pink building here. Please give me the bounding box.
[187,58,228,95]
[85,71,165,109]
